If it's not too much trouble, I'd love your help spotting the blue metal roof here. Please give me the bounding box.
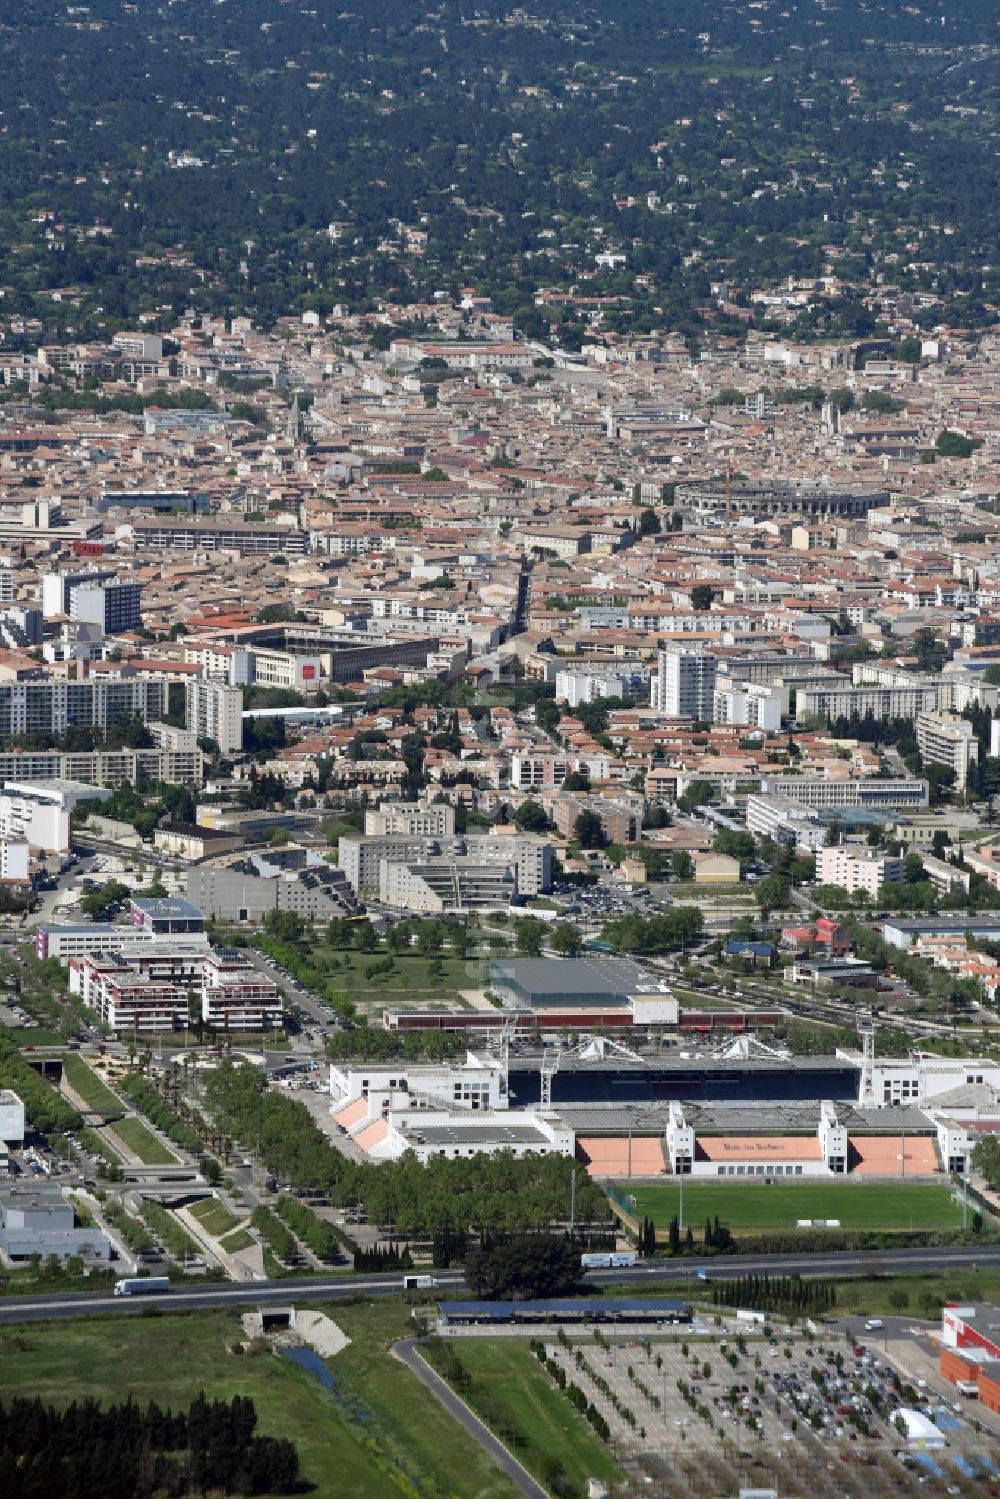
[440,1298,688,1322]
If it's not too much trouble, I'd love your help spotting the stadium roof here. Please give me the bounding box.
[510,1053,855,1075]
[398,1122,551,1146]
[550,1100,934,1135]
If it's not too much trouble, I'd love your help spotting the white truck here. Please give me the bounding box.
[581,1251,637,1270]
[114,1276,171,1297]
[402,1274,436,1291]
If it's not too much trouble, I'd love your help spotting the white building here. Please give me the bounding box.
[817,845,906,897]
[916,712,979,791]
[795,681,940,724]
[0,840,29,882]
[851,1050,1000,1108]
[380,858,516,912]
[339,831,552,898]
[0,785,72,853]
[654,647,718,720]
[200,951,283,1031]
[712,683,782,732]
[75,957,188,1033]
[555,668,628,708]
[0,1090,25,1146]
[510,753,610,790]
[745,794,827,852]
[184,679,244,756]
[329,1055,506,1114]
[329,1055,574,1163]
[38,923,156,962]
[364,800,456,837]
[112,332,163,361]
[69,580,141,635]
[759,775,928,811]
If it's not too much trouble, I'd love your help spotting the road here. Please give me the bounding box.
[243,946,336,1036]
[395,1338,548,1499]
[3,1243,1000,1325]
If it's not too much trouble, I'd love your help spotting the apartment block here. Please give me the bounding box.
[915,712,979,791]
[794,682,940,724]
[551,794,640,844]
[654,647,718,720]
[76,957,188,1033]
[758,775,929,810]
[0,787,71,853]
[817,844,906,897]
[380,859,516,912]
[0,679,165,739]
[554,667,629,707]
[201,951,283,1031]
[0,748,203,789]
[184,679,244,756]
[510,753,610,790]
[340,831,552,899]
[712,682,783,732]
[364,800,456,837]
[0,841,29,882]
[69,580,141,635]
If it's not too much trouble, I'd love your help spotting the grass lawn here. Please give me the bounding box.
[189,1197,246,1239]
[8,1026,67,1047]
[424,1336,626,1494]
[618,1181,966,1233]
[61,1053,124,1115]
[0,1310,417,1499]
[220,1228,255,1253]
[108,1116,178,1166]
[668,986,747,1010]
[670,883,757,901]
[310,946,484,1005]
[327,1299,520,1499]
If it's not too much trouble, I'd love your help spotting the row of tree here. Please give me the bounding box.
[711,1272,837,1316]
[203,1062,610,1237]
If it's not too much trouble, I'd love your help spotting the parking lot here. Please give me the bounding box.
[524,1318,1000,1497]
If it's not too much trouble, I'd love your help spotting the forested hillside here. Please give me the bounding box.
[0,0,996,338]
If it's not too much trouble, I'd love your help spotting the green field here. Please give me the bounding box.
[618,1181,966,1233]
[423,1338,625,1494]
[220,1228,255,1253]
[0,1306,519,1499]
[60,1053,124,1116]
[189,1196,246,1239]
[308,946,483,1006]
[107,1116,178,1165]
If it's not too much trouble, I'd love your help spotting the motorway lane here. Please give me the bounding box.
[0,1270,467,1323]
[1,1244,999,1324]
[594,1243,1000,1286]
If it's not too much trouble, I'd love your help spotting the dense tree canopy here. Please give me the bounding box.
[0,0,993,335]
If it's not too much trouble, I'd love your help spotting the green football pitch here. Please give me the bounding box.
[615,1181,966,1232]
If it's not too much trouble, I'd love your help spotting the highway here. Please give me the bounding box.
[2,1243,998,1324]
